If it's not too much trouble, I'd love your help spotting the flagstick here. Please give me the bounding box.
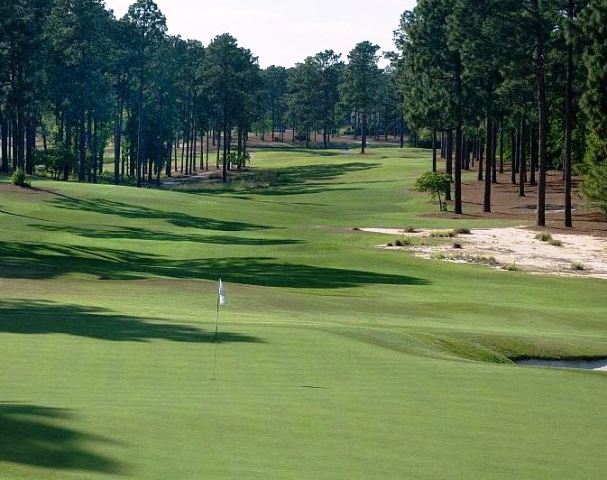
[212,295,220,380]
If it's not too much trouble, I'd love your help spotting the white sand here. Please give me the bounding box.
[361,227,607,280]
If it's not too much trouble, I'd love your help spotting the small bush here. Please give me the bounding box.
[452,242,463,249]
[454,228,471,235]
[352,227,361,231]
[431,230,456,238]
[395,237,413,247]
[571,263,586,271]
[549,239,563,247]
[535,232,553,242]
[504,262,518,271]
[387,242,394,247]
[404,226,416,233]
[11,169,31,188]
[465,255,499,266]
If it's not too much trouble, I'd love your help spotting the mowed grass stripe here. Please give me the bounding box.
[0,148,605,479]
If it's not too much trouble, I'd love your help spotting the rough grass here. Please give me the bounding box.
[0,148,606,480]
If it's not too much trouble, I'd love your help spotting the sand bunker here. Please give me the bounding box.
[361,227,607,280]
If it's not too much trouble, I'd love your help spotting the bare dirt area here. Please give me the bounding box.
[445,170,607,237]
[0,184,40,194]
[362,227,607,280]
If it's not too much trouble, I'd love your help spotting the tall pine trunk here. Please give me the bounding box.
[114,100,123,184]
[499,118,504,174]
[432,128,437,172]
[483,114,492,213]
[533,0,548,227]
[361,112,367,154]
[1,111,8,174]
[519,115,527,197]
[564,0,575,228]
[446,129,452,202]
[511,129,517,185]
[454,125,463,214]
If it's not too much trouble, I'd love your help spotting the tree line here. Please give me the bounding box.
[1,0,605,224]
[394,0,607,226]
[0,0,406,186]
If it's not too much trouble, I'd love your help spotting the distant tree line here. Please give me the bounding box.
[394,0,607,225]
[0,0,405,186]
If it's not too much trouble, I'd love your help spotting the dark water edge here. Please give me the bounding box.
[516,358,607,371]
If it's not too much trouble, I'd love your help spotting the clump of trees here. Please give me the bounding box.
[1,0,605,224]
[394,0,607,226]
[0,0,407,187]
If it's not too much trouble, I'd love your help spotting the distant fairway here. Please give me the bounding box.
[1,148,605,479]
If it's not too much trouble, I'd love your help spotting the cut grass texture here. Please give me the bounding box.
[0,147,606,480]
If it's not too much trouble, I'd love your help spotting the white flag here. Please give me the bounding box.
[218,279,226,306]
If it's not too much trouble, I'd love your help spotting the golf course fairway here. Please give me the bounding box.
[1,148,605,479]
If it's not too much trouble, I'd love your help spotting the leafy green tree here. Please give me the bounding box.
[415,171,452,211]
[205,33,258,182]
[124,0,168,187]
[341,41,381,154]
[578,0,607,212]
[264,66,288,142]
[313,51,343,149]
[287,58,321,148]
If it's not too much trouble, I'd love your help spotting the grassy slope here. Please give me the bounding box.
[0,148,605,479]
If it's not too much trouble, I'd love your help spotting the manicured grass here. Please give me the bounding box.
[0,148,605,479]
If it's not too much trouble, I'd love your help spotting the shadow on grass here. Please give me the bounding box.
[30,224,302,246]
[181,162,380,197]
[0,404,126,474]
[0,301,263,343]
[49,195,270,231]
[0,242,429,288]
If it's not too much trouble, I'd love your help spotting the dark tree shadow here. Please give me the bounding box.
[0,301,263,343]
[184,162,380,197]
[0,404,126,474]
[0,242,429,288]
[49,195,270,231]
[30,224,302,246]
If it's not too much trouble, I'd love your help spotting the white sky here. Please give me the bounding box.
[104,0,416,68]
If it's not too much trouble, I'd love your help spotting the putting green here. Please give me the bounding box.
[0,148,605,479]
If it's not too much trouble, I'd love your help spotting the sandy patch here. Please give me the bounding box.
[361,227,607,280]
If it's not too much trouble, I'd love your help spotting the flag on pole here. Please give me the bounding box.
[218,279,226,306]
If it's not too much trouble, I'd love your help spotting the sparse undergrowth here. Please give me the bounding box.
[430,230,457,238]
[432,253,499,267]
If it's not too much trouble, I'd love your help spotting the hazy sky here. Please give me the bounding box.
[104,0,416,67]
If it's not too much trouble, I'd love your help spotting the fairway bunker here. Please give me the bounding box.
[361,227,607,279]
[516,358,607,372]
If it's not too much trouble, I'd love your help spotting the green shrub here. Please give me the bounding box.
[504,263,518,271]
[454,228,471,235]
[549,239,563,247]
[395,238,413,247]
[431,230,456,238]
[571,263,586,271]
[452,242,463,249]
[11,169,31,188]
[404,226,416,233]
[576,132,607,214]
[414,172,452,212]
[535,232,553,242]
